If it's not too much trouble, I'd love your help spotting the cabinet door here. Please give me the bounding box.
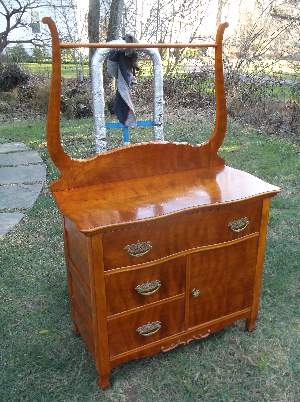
[189,237,258,328]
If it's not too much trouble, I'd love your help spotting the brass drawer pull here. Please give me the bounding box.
[136,321,161,336]
[124,240,153,257]
[191,288,200,297]
[228,217,249,233]
[136,280,161,296]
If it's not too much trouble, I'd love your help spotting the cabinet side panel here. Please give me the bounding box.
[64,217,90,286]
[72,302,95,359]
[61,215,76,326]
[69,260,93,326]
[90,235,111,380]
[247,197,271,329]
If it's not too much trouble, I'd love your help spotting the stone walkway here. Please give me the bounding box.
[0,138,46,239]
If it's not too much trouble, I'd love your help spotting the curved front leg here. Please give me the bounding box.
[98,373,111,389]
[245,317,257,332]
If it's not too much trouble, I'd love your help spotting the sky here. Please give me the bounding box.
[75,0,242,42]
[0,0,245,53]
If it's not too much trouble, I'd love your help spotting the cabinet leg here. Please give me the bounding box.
[73,324,80,336]
[98,374,111,389]
[245,317,256,332]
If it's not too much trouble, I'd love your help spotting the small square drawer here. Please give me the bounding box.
[102,199,263,270]
[107,297,185,357]
[105,256,186,316]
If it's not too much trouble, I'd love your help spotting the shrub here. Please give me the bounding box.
[0,65,29,92]
[28,83,50,114]
[61,91,93,119]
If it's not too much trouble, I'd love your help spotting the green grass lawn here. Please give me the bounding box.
[20,62,90,78]
[0,118,299,401]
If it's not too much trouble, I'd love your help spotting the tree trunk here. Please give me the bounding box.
[106,0,124,41]
[216,0,225,30]
[88,0,100,70]
[104,0,124,107]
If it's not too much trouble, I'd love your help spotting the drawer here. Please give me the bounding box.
[189,237,258,328]
[102,199,262,270]
[107,297,185,357]
[105,256,186,316]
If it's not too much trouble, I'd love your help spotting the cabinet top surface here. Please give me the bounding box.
[52,165,280,234]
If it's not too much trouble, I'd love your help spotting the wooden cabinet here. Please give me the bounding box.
[43,18,281,389]
[61,187,279,389]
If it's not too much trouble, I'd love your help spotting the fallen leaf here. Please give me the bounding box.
[242,355,258,367]
[229,399,235,402]
[194,372,200,382]
[39,330,49,334]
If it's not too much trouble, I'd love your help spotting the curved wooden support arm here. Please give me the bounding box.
[208,22,229,166]
[42,17,72,172]
[42,18,229,192]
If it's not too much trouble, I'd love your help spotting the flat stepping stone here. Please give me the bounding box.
[0,213,25,238]
[0,183,44,209]
[0,151,43,166]
[0,165,46,184]
[0,142,30,153]
[0,139,46,237]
